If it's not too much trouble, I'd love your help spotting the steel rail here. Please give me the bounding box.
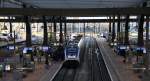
[93,37,112,81]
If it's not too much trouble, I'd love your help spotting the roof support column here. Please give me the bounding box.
[42,16,48,46]
[117,15,120,44]
[124,15,129,45]
[53,17,57,42]
[23,4,32,47]
[59,17,63,44]
[137,2,147,47]
[42,16,49,65]
[112,15,116,43]
[137,15,144,47]
[9,16,12,37]
[23,4,33,62]
[64,17,67,43]
[109,16,111,33]
[108,16,111,42]
[24,9,31,47]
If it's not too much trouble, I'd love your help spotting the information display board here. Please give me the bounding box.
[23,47,28,54]
[5,65,10,71]
[38,46,50,52]
[136,47,146,54]
[23,47,33,54]
[42,46,49,52]
[8,46,15,50]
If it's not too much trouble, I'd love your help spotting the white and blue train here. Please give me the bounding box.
[64,44,80,67]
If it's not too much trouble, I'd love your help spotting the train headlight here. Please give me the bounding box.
[68,55,76,58]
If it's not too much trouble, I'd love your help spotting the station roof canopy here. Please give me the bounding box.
[0,0,149,16]
[4,0,144,8]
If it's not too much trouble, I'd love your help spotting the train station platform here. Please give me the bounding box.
[0,61,62,81]
[96,38,141,81]
[0,39,25,47]
[23,61,62,81]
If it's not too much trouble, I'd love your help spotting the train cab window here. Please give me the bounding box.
[66,46,78,57]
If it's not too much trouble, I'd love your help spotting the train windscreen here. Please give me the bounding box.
[66,46,78,58]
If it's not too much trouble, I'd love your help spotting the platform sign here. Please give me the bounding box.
[27,48,33,54]
[8,46,15,50]
[136,47,146,54]
[5,65,11,71]
[28,48,32,50]
[136,47,145,50]
[23,47,28,54]
[23,47,33,54]
[42,46,49,52]
[136,47,141,50]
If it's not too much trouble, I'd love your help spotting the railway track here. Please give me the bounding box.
[51,38,87,81]
[52,67,77,81]
[89,37,112,81]
[51,37,112,81]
